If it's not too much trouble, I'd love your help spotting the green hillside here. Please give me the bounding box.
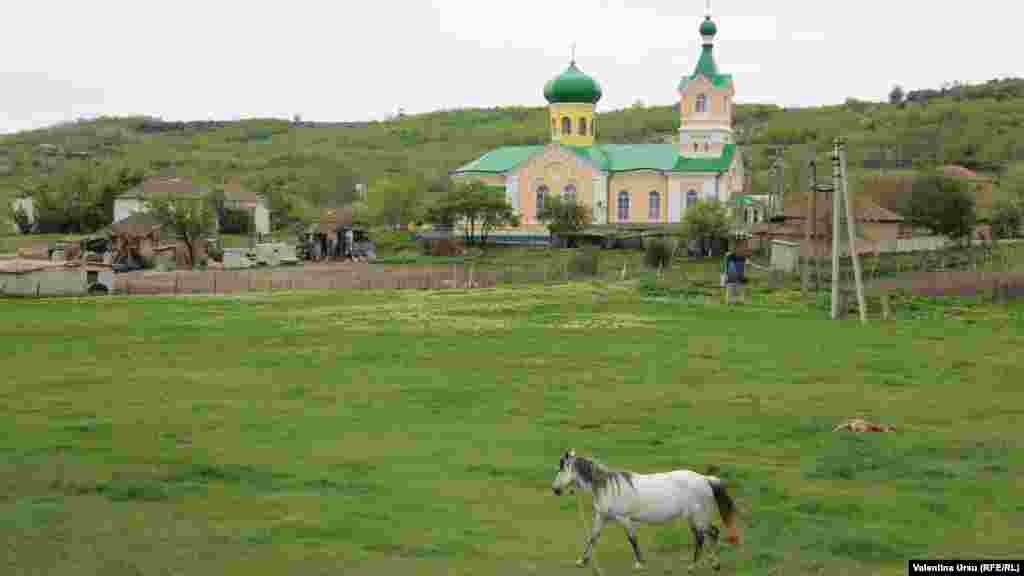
[3,78,1024,233]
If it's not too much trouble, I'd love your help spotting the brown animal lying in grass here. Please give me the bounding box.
[833,417,897,433]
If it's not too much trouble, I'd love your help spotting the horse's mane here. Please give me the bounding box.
[574,456,636,495]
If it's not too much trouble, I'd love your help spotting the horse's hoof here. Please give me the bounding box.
[633,561,645,570]
[576,558,588,568]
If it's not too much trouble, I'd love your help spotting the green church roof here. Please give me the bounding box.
[679,45,733,90]
[679,15,732,90]
[544,61,603,104]
[452,144,736,175]
[700,16,718,37]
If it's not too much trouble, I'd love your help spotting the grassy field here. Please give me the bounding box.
[2,281,1022,575]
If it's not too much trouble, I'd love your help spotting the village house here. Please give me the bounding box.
[751,192,911,258]
[113,175,211,223]
[222,178,271,238]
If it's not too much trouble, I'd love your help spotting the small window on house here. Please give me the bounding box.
[648,191,660,221]
[578,117,587,135]
[704,143,710,152]
[562,116,572,135]
[617,191,630,221]
[693,143,699,153]
[563,184,577,204]
[696,94,707,113]
[536,185,549,217]
[686,190,698,208]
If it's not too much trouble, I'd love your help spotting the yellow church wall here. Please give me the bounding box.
[606,172,669,223]
[516,146,598,225]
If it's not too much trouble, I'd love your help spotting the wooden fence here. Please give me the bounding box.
[116,264,498,296]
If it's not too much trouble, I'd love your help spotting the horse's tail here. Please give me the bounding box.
[706,474,742,546]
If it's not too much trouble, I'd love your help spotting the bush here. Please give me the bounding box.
[904,174,976,244]
[371,227,419,254]
[990,201,1023,239]
[421,238,464,257]
[643,238,672,270]
[569,246,601,277]
[207,243,224,263]
[12,205,33,234]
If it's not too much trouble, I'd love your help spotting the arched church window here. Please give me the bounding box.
[617,191,630,221]
[562,117,572,135]
[694,143,699,153]
[696,94,707,113]
[648,191,660,221]
[563,184,577,204]
[536,185,549,218]
[578,117,587,136]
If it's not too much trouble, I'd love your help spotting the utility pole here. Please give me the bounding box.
[840,140,868,324]
[800,144,814,295]
[831,141,842,320]
[829,137,867,323]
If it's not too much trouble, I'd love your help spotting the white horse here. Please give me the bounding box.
[551,450,742,572]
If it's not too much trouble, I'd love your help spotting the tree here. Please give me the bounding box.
[681,199,730,249]
[889,85,905,106]
[990,200,1023,239]
[903,174,976,246]
[477,189,520,247]
[425,180,518,246]
[999,164,1024,200]
[146,194,217,268]
[370,177,426,230]
[536,191,592,241]
[12,204,32,234]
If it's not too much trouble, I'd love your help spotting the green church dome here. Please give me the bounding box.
[544,62,603,104]
[700,16,717,37]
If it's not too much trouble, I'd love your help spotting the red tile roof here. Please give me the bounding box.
[120,176,208,199]
[781,192,904,222]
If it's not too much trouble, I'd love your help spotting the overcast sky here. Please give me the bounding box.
[1,0,1018,135]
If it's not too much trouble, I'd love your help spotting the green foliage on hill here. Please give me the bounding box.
[2,78,1024,233]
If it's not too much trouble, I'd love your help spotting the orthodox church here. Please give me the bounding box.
[451,9,745,231]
